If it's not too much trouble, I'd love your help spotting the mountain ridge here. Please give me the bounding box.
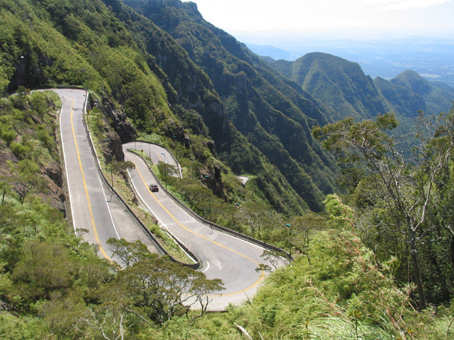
[266,52,454,120]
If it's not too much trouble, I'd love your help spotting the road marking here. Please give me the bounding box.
[58,95,77,235]
[83,102,120,240]
[70,100,113,263]
[126,167,197,263]
[202,261,210,273]
[130,144,261,250]
[131,155,265,296]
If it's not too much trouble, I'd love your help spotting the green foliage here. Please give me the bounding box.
[315,112,454,308]
[1,0,338,214]
[0,92,227,338]
[0,313,46,340]
[145,228,444,339]
[1,1,453,338]
[324,194,355,230]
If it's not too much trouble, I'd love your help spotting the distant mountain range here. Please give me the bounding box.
[248,40,454,88]
[265,52,454,120]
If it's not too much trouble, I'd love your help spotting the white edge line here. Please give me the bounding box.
[57,91,77,236]
[126,166,198,264]
[202,261,210,273]
[83,91,120,240]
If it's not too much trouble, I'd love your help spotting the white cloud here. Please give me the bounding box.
[184,0,454,37]
[363,0,450,11]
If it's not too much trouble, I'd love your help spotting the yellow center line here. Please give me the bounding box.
[133,157,265,296]
[70,101,113,263]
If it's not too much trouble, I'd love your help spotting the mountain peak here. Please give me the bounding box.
[393,70,430,96]
[125,0,203,20]
[269,52,386,120]
[395,69,424,81]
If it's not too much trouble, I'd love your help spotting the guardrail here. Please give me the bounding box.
[81,91,201,269]
[55,101,74,232]
[127,141,293,262]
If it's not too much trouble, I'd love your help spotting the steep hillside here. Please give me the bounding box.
[270,53,387,120]
[0,91,65,210]
[124,0,338,211]
[0,0,336,213]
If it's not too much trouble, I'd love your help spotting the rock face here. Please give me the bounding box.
[98,97,137,145]
[43,161,66,212]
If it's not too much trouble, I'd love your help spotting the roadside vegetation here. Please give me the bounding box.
[130,195,454,340]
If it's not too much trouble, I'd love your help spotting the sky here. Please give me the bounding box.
[183,0,454,43]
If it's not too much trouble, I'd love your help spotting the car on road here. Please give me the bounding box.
[149,184,159,192]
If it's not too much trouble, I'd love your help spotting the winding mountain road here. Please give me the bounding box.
[55,89,161,261]
[56,89,284,310]
[123,143,281,309]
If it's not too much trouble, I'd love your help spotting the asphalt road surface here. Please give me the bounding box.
[55,89,160,261]
[123,142,281,310]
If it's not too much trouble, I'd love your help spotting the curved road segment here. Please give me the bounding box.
[57,89,119,261]
[123,143,279,310]
[56,89,282,310]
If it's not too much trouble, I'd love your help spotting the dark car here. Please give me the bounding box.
[149,184,159,192]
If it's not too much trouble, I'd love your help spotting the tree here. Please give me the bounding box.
[107,238,149,267]
[8,160,47,204]
[105,240,223,324]
[110,160,135,191]
[157,160,177,183]
[288,213,327,262]
[0,180,11,205]
[313,112,454,308]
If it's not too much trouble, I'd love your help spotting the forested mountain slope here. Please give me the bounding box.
[124,0,338,211]
[269,52,387,120]
[0,0,338,213]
